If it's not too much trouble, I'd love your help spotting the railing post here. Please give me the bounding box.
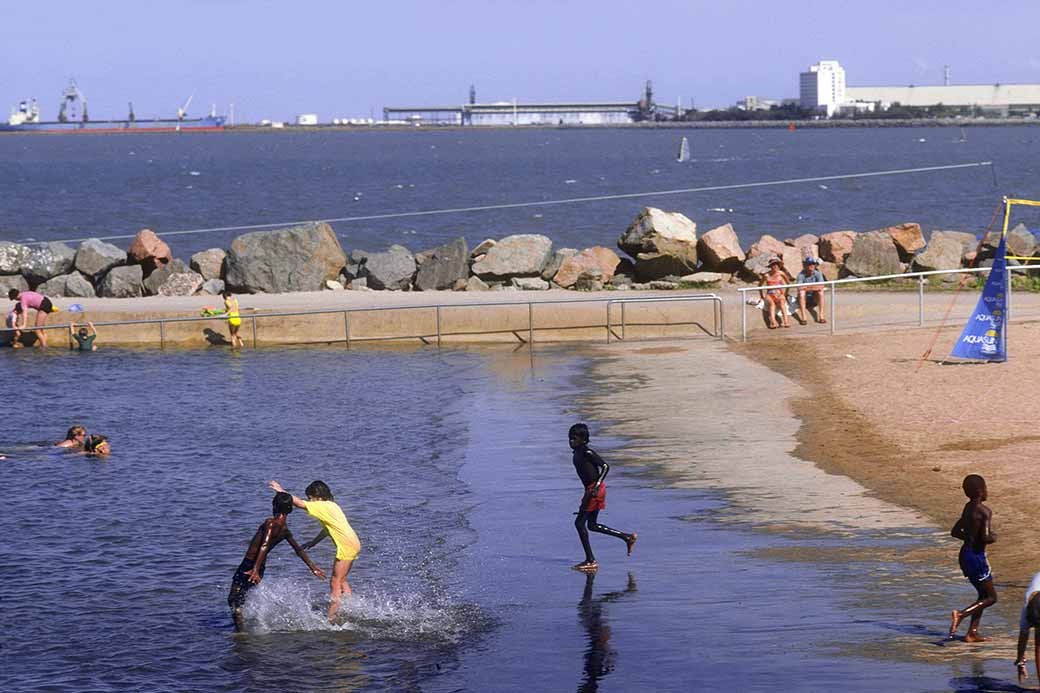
[160,321,166,350]
[621,302,626,340]
[345,311,351,348]
[717,297,724,340]
[436,306,442,348]
[830,283,836,335]
[251,316,257,348]
[528,303,534,347]
[605,302,611,343]
[918,275,925,327]
[741,294,747,342]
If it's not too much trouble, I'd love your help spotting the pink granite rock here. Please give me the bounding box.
[127,229,172,276]
[818,231,858,265]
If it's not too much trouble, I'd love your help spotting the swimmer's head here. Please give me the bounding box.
[962,474,987,500]
[1027,593,1040,628]
[568,423,590,449]
[65,425,86,442]
[78,327,89,338]
[272,491,293,516]
[8,288,19,301]
[305,480,333,501]
[85,434,109,455]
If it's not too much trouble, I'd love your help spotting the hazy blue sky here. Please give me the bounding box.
[2,0,1038,122]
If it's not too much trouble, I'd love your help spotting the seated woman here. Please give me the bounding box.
[55,425,87,449]
[758,256,793,329]
[84,434,110,457]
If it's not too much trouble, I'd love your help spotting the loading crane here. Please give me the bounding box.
[58,80,88,122]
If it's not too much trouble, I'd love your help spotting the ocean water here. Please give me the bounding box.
[2,127,1037,258]
[0,343,1021,691]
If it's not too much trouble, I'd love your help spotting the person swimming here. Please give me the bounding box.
[55,426,87,449]
[84,434,110,456]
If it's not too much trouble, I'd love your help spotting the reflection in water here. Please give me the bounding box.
[577,572,637,693]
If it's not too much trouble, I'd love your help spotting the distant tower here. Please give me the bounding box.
[469,85,476,105]
[944,65,951,86]
[645,80,654,108]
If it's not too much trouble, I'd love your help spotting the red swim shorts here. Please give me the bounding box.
[583,483,606,512]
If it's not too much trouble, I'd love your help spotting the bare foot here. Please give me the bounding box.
[817,317,828,324]
[948,610,962,639]
[964,631,991,643]
[571,561,598,573]
[626,533,638,557]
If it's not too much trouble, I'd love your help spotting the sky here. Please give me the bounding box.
[2,0,1039,123]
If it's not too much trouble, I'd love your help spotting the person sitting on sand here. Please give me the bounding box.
[569,423,636,573]
[794,257,827,326]
[55,426,87,449]
[84,434,110,457]
[948,474,998,642]
[758,257,793,330]
[1015,571,1040,685]
[228,491,326,631]
[69,321,98,352]
[9,288,58,348]
[5,303,24,347]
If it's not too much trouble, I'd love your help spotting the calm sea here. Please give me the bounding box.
[1,126,1038,258]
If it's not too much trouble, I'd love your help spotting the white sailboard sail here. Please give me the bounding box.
[677,136,690,162]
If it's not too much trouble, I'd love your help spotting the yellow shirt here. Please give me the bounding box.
[304,500,361,561]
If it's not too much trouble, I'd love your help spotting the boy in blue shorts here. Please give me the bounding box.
[948,474,998,642]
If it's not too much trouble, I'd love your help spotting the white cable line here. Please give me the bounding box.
[17,160,993,245]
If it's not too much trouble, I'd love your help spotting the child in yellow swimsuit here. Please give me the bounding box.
[269,479,361,621]
[221,290,244,349]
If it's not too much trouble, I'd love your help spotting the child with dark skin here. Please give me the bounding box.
[1014,571,1040,685]
[570,423,637,573]
[228,491,326,631]
[948,474,998,642]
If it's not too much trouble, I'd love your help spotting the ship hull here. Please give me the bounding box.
[0,115,227,133]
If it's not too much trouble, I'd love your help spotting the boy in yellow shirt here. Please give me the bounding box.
[269,479,361,620]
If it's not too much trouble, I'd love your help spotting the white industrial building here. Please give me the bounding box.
[846,84,1040,113]
[799,60,846,116]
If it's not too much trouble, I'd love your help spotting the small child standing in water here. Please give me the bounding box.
[69,321,98,351]
[268,479,361,621]
[948,474,998,641]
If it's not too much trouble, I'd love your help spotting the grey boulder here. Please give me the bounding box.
[22,242,76,286]
[98,265,144,298]
[345,245,416,291]
[225,222,346,294]
[541,248,578,281]
[414,237,469,291]
[471,234,553,279]
[38,271,96,298]
[157,271,206,297]
[0,273,29,295]
[914,232,967,272]
[0,242,31,274]
[844,231,903,277]
[143,259,191,296]
[75,239,126,278]
[190,248,227,281]
[200,278,226,295]
[511,276,550,291]
[618,207,698,267]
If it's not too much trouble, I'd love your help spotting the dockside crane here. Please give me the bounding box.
[58,80,88,122]
[177,93,194,121]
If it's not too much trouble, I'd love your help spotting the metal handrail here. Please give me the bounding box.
[606,294,723,343]
[5,292,725,348]
[736,264,1040,341]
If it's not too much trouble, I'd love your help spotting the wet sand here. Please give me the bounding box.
[738,322,1040,586]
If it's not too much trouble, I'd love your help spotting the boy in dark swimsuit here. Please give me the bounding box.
[569,423,636,573]
[228,491,326,631]
[948,474,998,641]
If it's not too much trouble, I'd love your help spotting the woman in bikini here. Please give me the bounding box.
[759,257,792,329]
[221,290,245,349]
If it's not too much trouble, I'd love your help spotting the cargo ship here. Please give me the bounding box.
[1,81,226,133]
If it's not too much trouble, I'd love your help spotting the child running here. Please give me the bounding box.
[569,423,636,573]
[1015,571,1040,684]
[228,491,326,631]
[268,479,361,621]
[948,474,998,641]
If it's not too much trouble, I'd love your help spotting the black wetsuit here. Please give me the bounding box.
[573,445,630,563]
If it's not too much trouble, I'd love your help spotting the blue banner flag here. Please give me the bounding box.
[951,231,1007,361]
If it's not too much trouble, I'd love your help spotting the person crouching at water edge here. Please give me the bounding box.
[268,479,361,621]
[569,423,636,573]
[221,290,244,349]
[1015,571,1040,685]
[9,288,59,348]
[227,491,326,631]
[949,474,998,642]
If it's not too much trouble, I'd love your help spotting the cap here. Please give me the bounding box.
[803,257,819,265]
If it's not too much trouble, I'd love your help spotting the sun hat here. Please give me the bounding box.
[767,255,782,266]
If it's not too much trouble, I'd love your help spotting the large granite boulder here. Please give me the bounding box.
[819,230,858,264]
[542,248,578,281]
[471,234,553,279]
[512,276,550,291]
[471,239,496,257]
[157,271,205,297]
[37,271,96,298]
[98,265,144,298]
[697,223,745,273]
[345,245,416,291]
[0,273,29,295]
[414,237,468,291]
[1002,223,1037,259]
[881,223,925,261]
[618,207,697,267]
[190,248,227,281]
[74,239,126,278]
[939,230,981,261]
[199,278,225,295]
[844,231,903,277]
[127,229,172,276]
[633,253,695,282]
[225,222,346,294]
[913,231,964,272]
[553,247,621,288]
[742,253,774,278]
[143,259,191,296]
[0,242,31,274]
[786,233,819,249]
[747,234,786,259]
[22,242,76,286]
